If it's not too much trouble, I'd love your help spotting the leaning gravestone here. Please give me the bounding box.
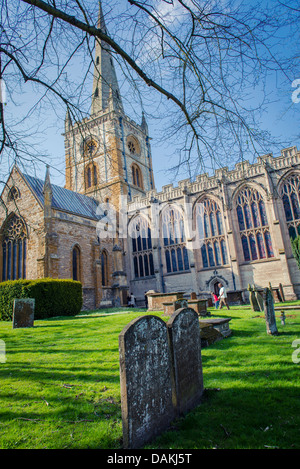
[255,289,264,312]
[263,288,278,336]
[248,284,260,312]
[279,283,285,302]
[12,299,35,329]
[119,315,175,449]
[167,308,204,415]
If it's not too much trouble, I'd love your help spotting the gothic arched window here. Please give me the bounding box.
[1,214,27,281]
[131,164,143,190]
[195,198,228,268]
[101,250,109,286]
[279,173,300,239]
[161,206,189,273]
[235,186,274,261]
[72,245,81,281]
[129,216,154,278]
[86,163,97,188]
[7,186,20,202]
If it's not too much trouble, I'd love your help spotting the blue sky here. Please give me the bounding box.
[2,0,300,192]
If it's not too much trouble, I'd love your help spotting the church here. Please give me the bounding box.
[1,6,300,309]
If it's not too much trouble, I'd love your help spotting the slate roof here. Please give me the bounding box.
[22,172,100,220]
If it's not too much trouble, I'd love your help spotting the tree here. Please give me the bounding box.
[0,0,299,188]
[291,235,300,271]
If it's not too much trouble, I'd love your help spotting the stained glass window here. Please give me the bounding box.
[279,173,300,239]
[129,215,154,278]
[1,214,27,281]
[195,198,228,268]
[235,186,274,261]
[161,206,190,273]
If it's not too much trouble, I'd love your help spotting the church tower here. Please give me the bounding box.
[63,1,155,213]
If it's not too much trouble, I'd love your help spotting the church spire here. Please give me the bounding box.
[91,1,123,115]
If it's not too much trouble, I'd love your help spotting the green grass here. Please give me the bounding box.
[0,305,299,449]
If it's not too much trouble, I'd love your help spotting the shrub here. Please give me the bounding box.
[0,278,83,321]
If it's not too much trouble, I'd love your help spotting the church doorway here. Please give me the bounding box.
[213,280,221,296]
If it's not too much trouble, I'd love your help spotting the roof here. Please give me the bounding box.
[22,173,100,220]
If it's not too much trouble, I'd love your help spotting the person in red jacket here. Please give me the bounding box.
[211,292,219,309]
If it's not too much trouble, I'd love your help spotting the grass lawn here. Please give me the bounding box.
[0,304,299,449]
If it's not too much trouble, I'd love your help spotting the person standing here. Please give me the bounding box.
[129,293,136,307]
[211,292,219,309]
[218,283,230,310]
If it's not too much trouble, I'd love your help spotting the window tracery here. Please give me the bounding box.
[195,198,228,268]
[279,173,300,239]
[161,206,189,273]
[235,186,274,261]
[1,214,27,281]
[129,216,154,278]
[7,186,20,202]
[127,136,140,156]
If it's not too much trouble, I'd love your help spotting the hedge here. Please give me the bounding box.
[0,278,83,321]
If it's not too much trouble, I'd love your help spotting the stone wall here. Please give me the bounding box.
[127,147,300,302]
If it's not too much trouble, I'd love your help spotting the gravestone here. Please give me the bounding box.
[263,288,278,336]
[280,311,286,326]
[279,283,285,302]
[119,315,175,449]
[248,284,260,312]
[12,299,35,329]
[269,282,275,300]
[188,299,209,317]
[167,308,204,415]
[255,290,264,312]
[174,299,188,311]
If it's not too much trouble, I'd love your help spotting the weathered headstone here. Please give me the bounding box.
[263,288,278,336]
[248,284,260,312]
[255,290,264,312]
[167,308,204,415]
[174,299,188,311]
[269,282,275,300]
[119,315,175,449]
[12,299,35,329]
[279,283,285,303]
